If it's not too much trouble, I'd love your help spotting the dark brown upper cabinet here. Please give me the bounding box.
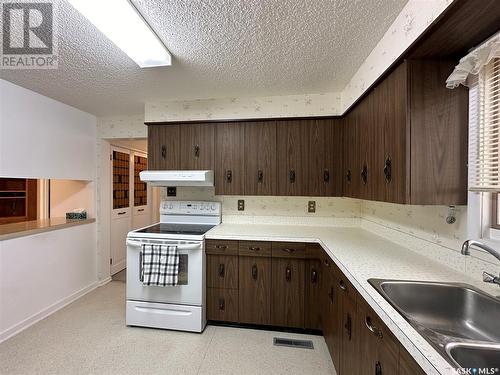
[344,59,468,205]
[308,119,343,197]
[276,120,309,196]
[147,125,180,170]
[215,122,245,195]
[179,123,215,170]
[244,121,277,195]
[343,116,360,199]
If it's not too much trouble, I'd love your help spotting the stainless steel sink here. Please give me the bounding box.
[369,279,500,370]
[446,343,500,369]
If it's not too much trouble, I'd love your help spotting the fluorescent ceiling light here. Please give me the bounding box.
[67,0,171,68]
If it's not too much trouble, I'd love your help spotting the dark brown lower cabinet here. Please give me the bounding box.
[205,240,425,375]
[207,288,239,322]
[358,299,399,375]
[271,257,305,328]
[304,258,322,330]
[238,256,271,325]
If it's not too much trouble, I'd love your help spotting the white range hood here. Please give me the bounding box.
[139,170,214,187]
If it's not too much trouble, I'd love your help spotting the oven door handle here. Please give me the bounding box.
[127,240,201,251]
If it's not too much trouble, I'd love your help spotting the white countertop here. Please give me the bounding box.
[206,223,495,375]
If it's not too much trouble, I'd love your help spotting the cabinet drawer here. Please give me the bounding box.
[207,288,238,322]
[207,255,238,289]
[305,243,322,259]
[335,269,357,304]
[272,242,306,259]
[205,240,238,255]
[239,241,271,257]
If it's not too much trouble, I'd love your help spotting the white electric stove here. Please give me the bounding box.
[126,200,221,333]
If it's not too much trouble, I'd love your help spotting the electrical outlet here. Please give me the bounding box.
[238,199,245,211]
[167,187,177,197]
[308,201,316,213]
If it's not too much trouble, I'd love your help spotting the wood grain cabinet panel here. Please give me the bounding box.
[205,240,238,256]
[207,255,238,289]
[207,288,238,322]
[239,241,272,257]
[271,242,306,259]
[244,121,277,195]
[179,123,215,170]
[271,257,305,328]
[276,120,309,196]
[215,123,245,195]
[399,348,426,375]
[340,289,359,375]
[147,125,180,170]
[238,256,271,325]
[358,299,399,375]
[305,258,322,330]
[343,115,360,198]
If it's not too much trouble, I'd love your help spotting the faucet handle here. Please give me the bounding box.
[483,271,500,286]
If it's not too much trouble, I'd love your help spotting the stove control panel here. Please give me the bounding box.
[160,201,221,216]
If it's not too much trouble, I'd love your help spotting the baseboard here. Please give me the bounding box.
[111,259,126,275]
[98,276,112,286]
[0,280,100,344]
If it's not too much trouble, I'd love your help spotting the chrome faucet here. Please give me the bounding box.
[462,240,500,287]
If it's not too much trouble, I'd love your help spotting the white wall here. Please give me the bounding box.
[0,79,96,180]
[50,180,95,218]
[0,223,98,342]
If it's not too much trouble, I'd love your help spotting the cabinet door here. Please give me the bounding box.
[308,119,343,197]
[244,121,277,195]
[358,301,399,375]
[207,255,238,289]
[357,95,374,201]
[147,125,180,170]
[383,62,408,204]
[238,256,271,325]
[322,257,342,370]
[276,120,309,196]
[207,288,239,322]
[371,85,388,202]
[271,258,305,328]
[215,123,245,195]
[343,114,360,198]
[179,123,215,170]
[305,258,322,330]
[340,292,359,375]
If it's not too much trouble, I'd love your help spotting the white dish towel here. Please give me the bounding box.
[141,244,179,286]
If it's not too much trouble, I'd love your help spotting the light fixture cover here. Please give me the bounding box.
[68,0,171,68]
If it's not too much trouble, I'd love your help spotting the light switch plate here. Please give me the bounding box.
[238,200,245,211]
[308,201,316,213]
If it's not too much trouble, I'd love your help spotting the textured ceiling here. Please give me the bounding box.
[0,0,408,117]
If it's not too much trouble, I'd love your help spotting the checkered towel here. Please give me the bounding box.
[141,244,179,286]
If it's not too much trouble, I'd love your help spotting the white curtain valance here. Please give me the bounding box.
[446,33,500,89]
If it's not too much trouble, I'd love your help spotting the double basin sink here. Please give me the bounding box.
[369,279,500,370]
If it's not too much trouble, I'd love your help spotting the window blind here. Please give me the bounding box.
[469,57,500,192]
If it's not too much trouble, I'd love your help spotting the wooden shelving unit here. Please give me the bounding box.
[134,155,148,207]
[112,151,130,209]
[0,178,37,224]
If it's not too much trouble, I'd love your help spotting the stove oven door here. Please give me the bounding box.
[126,238,204,306]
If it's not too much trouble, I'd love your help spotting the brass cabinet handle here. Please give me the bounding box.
[365,316,383,339]
[194,145,200,158]
[384,156,392,183]
[345,313,352,340]
[289,169,296,183]
[285,266,292,282]
[226,170,233,183]
[311,269,318,284]
[346,169,352,184]
[252,264,258,280]
[324,169,330,183]
[219,298,225,311]
[282,248,296,253]
[215,245,227,250]
[257,169,264,183]
[161,145,166,158]
[361,164,368,185]
[339,279,347,292]
[218,263,225,278]
[249,246,261,251]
